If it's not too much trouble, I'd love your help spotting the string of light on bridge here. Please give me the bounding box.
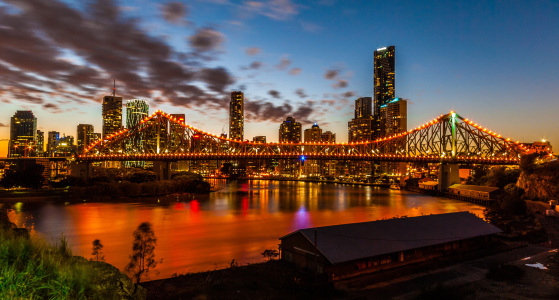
[81,110,523,162]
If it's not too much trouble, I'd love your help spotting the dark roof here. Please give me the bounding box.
[280,212,501,265]
[448,184,500,193]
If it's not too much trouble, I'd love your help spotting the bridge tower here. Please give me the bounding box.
[438,112,459,191]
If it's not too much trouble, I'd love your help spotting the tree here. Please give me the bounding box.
[125,222,160,283]
[91,239,104,262]
[261,249,279,261]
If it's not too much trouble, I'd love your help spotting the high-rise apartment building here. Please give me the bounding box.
[354,97,373,119]
[348,97,374,142]
[373,46,395,139]
[383,98,407,135]
[8,110,37,157]
[126,99,149,128]
[382,98,407,175]
[54,135,77,157]
[77,124,95,152]
[47,131,59,157]
[253,136,266,143]
[36,130,44,157]
[279,117,301,143]
[321,131,336,143]
[304,123,322,143]
[102,91,123,139]
[229,91,244,141]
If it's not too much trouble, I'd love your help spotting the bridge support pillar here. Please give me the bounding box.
[70,161,92,179]
[153,161,171,181]
[438,163,459,192]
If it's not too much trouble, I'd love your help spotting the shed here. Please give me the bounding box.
[280,212,501,280]
[419,181,439,190]
[448,184,500,200]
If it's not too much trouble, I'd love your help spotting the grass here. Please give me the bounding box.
[0,230,144,299]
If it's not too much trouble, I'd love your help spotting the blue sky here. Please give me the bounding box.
[1,0,558,155]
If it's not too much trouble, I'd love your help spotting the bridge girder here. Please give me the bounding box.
[78,111,524,164]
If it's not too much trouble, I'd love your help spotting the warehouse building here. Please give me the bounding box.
[279,212,501,280]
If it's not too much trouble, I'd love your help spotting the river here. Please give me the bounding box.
[7,180,486,280]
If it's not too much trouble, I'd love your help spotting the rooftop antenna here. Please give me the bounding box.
[112,78,116,97]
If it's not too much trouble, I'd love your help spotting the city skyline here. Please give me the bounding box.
[1,0,558,157]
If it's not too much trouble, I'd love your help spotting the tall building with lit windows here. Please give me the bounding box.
[373,46,395,139]
[382,98,408,175]
[47,131,59,157]
[77,124,95,152]
[279,117,301,176]
[229,91,244,141]
[348,97,373,142]
[279,117,301,143]
[102,93,123,139]
[8,110,37,157]
[126,99,149,129]
[36,130,45,157]
[383,98,407,135]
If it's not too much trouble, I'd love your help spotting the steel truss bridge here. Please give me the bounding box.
[78,111,525,165]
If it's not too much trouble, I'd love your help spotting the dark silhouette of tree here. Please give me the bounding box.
[261,249,279,261]
[519,153,540,174]
[125,222,160,283]
[0,163,45,189]
[91,239,104,262]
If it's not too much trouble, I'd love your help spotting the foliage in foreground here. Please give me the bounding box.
[126,222,160,284]
[0,227,144,299]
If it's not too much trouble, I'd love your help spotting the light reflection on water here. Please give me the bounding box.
[8,180,485,280]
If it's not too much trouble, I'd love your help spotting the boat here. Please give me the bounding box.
[390,184,401,190]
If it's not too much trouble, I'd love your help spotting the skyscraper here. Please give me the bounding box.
[373,46,395,139]
[8,110,37,157]
[354,97,372,119]
[229,91,244,141]
[126,99,149,128]
[383,98,407,136]
[36,130,44,157]
[348,97,373,142]
[279,117,301,143]
[47,131,59,157]
[304,123,322,142]
[382,98,407,175]
[77,124,94,152]
[102,84,123,138]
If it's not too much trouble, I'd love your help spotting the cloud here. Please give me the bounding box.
[295,88,307,98]
[324,69,339,80]
[200,67,234,93]
[161,2,189,25]
[188,27,225,52]
[241,61,263,70]
[289,68,301,75]
[268,90,281,98]
[243,0,299,21]
[43,103,59,111]
[332,79,348,89]
[0,0,235,112]
[275,57,291,70]
[0,123,7,127]
[245,100,314,124]
[245,47,261,56]
[342,91,354,98]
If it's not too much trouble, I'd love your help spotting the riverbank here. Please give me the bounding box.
[0,208,145,299]
[206,176,392,187]
[140,260,344,300]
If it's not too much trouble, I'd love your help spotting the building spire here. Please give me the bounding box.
[112,78,116,97]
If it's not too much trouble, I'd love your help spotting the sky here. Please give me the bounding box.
[1,0,558,157]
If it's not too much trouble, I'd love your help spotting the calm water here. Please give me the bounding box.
[7,180,485,280]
